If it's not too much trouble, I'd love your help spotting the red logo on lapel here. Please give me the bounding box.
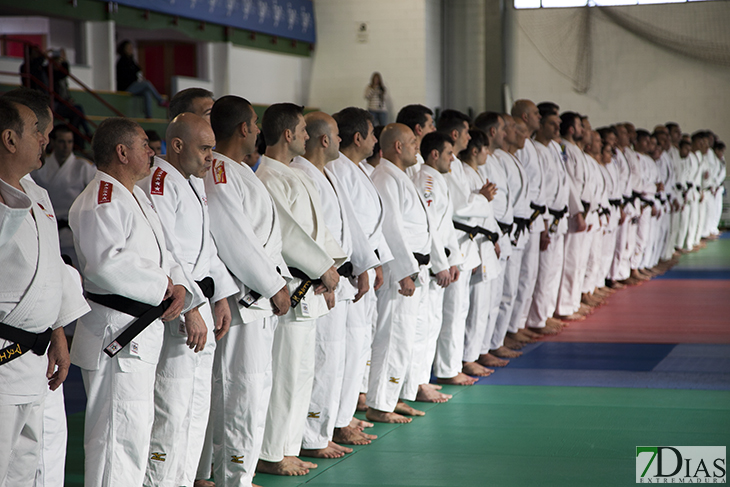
[212,159,227,184]
[151,167,167,195]
[98,181,113,204]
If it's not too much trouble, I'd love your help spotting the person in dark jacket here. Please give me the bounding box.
[116,40,167,118]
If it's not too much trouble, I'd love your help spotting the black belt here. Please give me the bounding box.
[57,219,69,231]
[453,220,499,244]
[195,277,215,299]
[413,253,430,266]
[623,195,637,205]
[288,267,321,309]
[609,199,622,208]
[497,221,513,235]
[238,267,282,308]
[87,292,171,357]
[637,195,655,207]
[513,217,530,242]
[548,206,568,220]
[337,262,354,278]
[581,200,590,216]
[675,183,683,191]
[0,322,53,366]
[599,206,611,217]
[529,203,546,224]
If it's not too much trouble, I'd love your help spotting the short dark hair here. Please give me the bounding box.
[665,122,679,132]
[3,87,51,130]
[169,87,214,120]
[0,98,24,138]
[459,129,488,161]
[635,129,651,142]
[396,104,433,132]
[420,131,453,161]
[537,101,559,117]
[597,126,617,141]
[261,103,302,146]
[92,117,141,169]
[332,107,373,149]
[436,109,471,138]
[679,139,691,149]
[210,95,254,141]
[117,40,132,57]
[50,125,74,140]
[370,125,384,159]
[473,111,502,134]
[713,140,725,151]
[560,112,581,137]
[145,129,161,143]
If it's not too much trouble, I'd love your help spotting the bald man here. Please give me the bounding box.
[292,112,379,459]
[138,114,238,487]
[367,124,451,424]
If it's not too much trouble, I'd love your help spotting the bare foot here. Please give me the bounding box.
[395,400,427,415]
[423,383,443,391]
[294,457,317,469]
[349,417,374,430]
[475,354,508,367]
[366,407,412,423]
[527,326,559,336]
[463,361,494,376]
[436,372,478,385]
[491,346,522,358]
[555,312,585,322]
[330,441,352,454]
[334,425,376,445]
[194,480,215,487]
[356,393,367,412]
[257,457,313,476]
[300,442,347,459]
[416,384,451,403]
[506,331,532,343]
[503,336,525,350]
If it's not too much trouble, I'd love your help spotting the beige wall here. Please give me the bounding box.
[508,3,730,143]
[309,0,441,119]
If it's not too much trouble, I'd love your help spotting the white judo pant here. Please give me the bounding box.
[462,271,493,361]
[676,204,691,251]
[599,227,617,286]
[1,396,44,487]
[687,199,701,249]
[525,232,565,328]
[508,232,539,333]
[82,356,157,487]
[583,228,604,294]
[145,304,216,487]
[302,300,348,450]
[366,265,423,412]
[488,252,516,351]
[631,206,652,269]
[260,315,316,461]
[434,271,469,378]
[401,271,433,401]
[360,273,379,395]
[335,283,372,428]
[556,229,586,316]
[33,384,66,487]
[212,315,276,486]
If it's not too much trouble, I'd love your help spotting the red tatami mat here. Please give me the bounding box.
[541,280,730,344]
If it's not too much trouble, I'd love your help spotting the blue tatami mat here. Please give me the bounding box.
[472,342,730,390]
[656,269,730,280]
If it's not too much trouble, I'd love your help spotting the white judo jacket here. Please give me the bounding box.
[204,152,288,324]
[256,155,347,321]
[69,171,192,370]
[0,178,89,404]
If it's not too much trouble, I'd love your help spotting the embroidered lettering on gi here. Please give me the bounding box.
[150,452,166,462]
[307,412,320,418]
[389,377,400,384]
[151,167,167,195]
[231,455,244,464]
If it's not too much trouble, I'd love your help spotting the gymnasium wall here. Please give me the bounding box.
[507,2,730,143]
[308,0,442,120]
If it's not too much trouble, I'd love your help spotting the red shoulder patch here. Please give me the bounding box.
[98,181,113,204]
[212,159,227,184]
[150,167,167,195]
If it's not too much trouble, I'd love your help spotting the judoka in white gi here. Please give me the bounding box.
[329,107,389,443]
[204,95,292,485]
[507,100,547,344]
[30,125,96,268]
[454,128,504,372]
[525,104,572,335]
[256,103,346,476]
[139,114,238,487]
[411,129,470,387]
[366,123,450,424]
[2,88,81,487]
[472,112,519,360]
[69,118,191,487]
[293,112,378,460]
[0,98,89,487]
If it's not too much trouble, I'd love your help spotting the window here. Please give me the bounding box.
[515,0,714,8]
